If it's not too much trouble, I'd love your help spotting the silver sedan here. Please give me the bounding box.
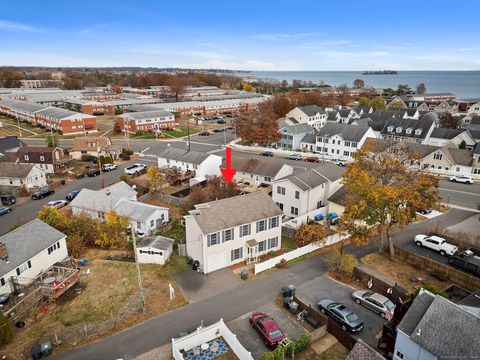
[47,200,69,209]
[351,291,395,318]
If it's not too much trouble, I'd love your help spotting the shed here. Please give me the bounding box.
[136,236,174,265]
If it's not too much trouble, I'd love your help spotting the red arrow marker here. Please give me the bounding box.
[221,146,237,184]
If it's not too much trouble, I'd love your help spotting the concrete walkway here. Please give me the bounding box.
[311,334,338,354]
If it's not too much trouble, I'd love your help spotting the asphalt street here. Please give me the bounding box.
[55,209,474,360]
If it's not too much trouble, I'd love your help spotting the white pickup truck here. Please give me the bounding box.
[414,234,458,256]
[124,163,147,175]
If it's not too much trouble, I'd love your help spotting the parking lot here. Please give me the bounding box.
[295,276,385,347]
[228,302,307,359]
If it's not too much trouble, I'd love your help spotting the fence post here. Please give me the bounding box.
[84,324,88,338]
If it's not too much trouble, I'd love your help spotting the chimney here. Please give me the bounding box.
[0,242,8,261]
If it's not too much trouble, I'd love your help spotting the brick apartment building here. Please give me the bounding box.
[116,110,176,134]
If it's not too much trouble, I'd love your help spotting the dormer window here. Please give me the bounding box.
[415,129,422,136]
[396,127,402,133]
[387,126,394,132]
[405,128,413,135]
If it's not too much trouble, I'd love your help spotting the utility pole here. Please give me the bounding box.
[187,120,191,151]
[131,228,146,313]
[97,147,104,188]
[16,115,22,138]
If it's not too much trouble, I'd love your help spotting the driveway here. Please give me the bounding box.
[227,303,307,359]
[296,276,384,347]
[173,268,242,303]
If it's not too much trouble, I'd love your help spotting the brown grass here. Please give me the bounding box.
[361,252,452,293]
[2,249,188,357]
[298,342,348,360]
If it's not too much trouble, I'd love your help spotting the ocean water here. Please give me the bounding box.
[247,71,480,99]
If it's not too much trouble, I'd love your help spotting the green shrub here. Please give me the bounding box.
[259,333,311,359]
[122,148,134,156]
[432,271,450,282]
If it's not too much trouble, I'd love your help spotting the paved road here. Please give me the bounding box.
[56,209,473,360]
[438,179,480,211]
[0,159,154,236]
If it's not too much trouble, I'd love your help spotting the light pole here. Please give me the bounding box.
[97,146,105,189]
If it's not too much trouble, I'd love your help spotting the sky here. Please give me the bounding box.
[1,0,480,71]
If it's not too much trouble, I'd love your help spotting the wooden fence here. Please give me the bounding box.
[293,296,357,351]
[138,191,186,206]
[353,265,409,301]
[394,246,480,290]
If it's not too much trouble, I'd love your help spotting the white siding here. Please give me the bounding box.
[137,245,172,265]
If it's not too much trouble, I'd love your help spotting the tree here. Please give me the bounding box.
[294,224,328,247]
[271,95,292,118]
[243,83,254,92]
[337,85,351,106]
[96,211,130,249]
[147,165,165,192]
[0,68,23,88]
[111,85,122,94]
[236,100,281,146]
[45,132,60,147]
[439,112,460,129]
[369,97,386,111]
[459,140,467,149]
[0,313,13,347]
[38,206,67,232]
[341,141,440,259]
[205,175,240,201]
[416,83,427,94]
[358,97,370,107]
[326,250,356,281]
[353,79,365,89]
[396,84,413,96]
[166,76,187,102]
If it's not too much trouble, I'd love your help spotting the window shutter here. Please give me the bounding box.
[240,247,243,259]
[256,222,259,232]
[231,250,234,262]
[231,228,234,240]
[247,224,251,235]
[207,235,211,247]
[28,260,31,268]
[16,268,20,276]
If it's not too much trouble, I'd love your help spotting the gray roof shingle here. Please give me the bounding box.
[230,158,291,178]
[137,236,173,251]
[188,192,282,234]
[346,339,385,360]
[316,123,371,142]
[300,133,316,144]
[156,147,215,165]
[0,163,35,178]
[0,219,66,277]
[121,109,174,120]
[430,127,468,140]
[298,105,325,116]
[280,163,343,191]
[114,199,167,221]
[70,181,136,213]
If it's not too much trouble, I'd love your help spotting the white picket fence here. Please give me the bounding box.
[172,318,253,360]
[254,232,348,274]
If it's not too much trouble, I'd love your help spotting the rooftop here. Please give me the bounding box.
[121,109,174,120]
[230,157,292,178]
[0,219,66,277]
[156,147,217,165]
[280,163,343,191]
[114,199,167,221]
[137,236,173,251]
[187,192,282,234]
[317,122,371,142]
[0,162,35,178]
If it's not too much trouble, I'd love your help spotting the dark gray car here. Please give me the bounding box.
[318,299,363,332]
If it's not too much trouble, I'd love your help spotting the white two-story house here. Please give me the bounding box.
[285,105,327,129]
[156,147,222,182]
[315,123,376,162]
[0,163,47,191]
[272,163,343,218]
[0,219,68,295]
[114,199,169,236]
[184,192,283,274]
[231,157,293,186]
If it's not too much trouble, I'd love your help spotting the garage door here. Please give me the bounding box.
[207,252,226,273]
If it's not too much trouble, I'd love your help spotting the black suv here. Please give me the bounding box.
[66,190,81,201]
[32,189,55,200]
[87,168,101,177]
[0,195,16,206]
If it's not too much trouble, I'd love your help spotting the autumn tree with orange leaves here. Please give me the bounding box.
[340,140,439,259]
[236,100,281,146]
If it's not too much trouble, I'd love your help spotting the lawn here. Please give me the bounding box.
[298,343,348,360]
[95,114,117,134]
[361,252,452,293]
[2,249,189,357]
[164,129,189,138]
[158,220,186,244]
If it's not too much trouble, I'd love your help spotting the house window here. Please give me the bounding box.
[0,278,4,287]
[223,228,234,242]
[351,142,358,148]
[324,139,329,144]
[343,151,349,156]
[24,155,29,161]
[264,177,272,182]
[137,221,142,229]
[231,247,243,261]
[276,202,284,210]
[207,232,220,246]
[332,139,336,144]
[396,351,404,359]
[434,152,442,160]
[291,207,299,216]
[295,191,300,199]
[258,240,266,252]
[276,186,286,195]
[269,216,279,229]
[16,260,32,276]
[268,237,279,249]
[256,220,267,232]
[344,141,350,147]
[415,129,422,135]
[150,219,155,227]
[240,224,251,237]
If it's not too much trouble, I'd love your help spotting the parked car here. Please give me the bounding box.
[216,119,226,124]
[198,131,210,136]
[102,163,117,172]
[449,175,473,184]
[260,151,274,157]
[75,172,85,179]
[124,163,147,175]
[87,168,101,177]
[351,291,395,318]
[249,312,286,348]
[47,200,68,209]
[286,153,303,161]
[213,128,224,133]
[32,189,55,200]
[0,207,12,216]
[317,299,363,332]
[66,190,81,201]
[0,195,16,206]
[305,157,321,163]
[414,234,458,256]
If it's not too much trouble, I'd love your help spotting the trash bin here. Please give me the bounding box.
[30,344,42,359]
[240,270,248,281]
[282,285,296,298]
[283,297,293,309]
[60,179,66,185]
[288,301,299,313]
